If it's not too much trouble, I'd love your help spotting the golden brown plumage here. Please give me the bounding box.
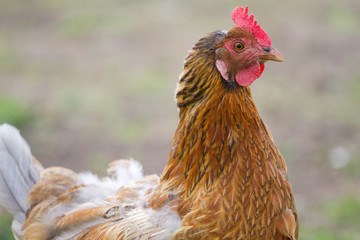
[148,28,298,239]
[0,6,297,240]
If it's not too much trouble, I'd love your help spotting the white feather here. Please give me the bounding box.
[0,124,43,238]
[0,124,41,219]
[0,125,182,239]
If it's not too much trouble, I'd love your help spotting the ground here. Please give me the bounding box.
[0,0,360,239]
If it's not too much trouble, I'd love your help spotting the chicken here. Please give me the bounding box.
[0,6,298,240]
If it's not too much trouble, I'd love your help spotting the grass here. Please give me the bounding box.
[300,196,360,240]
[324,196,360,227]
[343,153,360,177]
[327,2,358,34]
[115,118,149,144]
[0,0,359,239]
[59,12,105,38]
[300,226,357,240]
[0,41,21,72]
[0,214,14,240]
[0,98,33,127]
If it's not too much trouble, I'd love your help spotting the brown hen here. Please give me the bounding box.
[0,6,297,240]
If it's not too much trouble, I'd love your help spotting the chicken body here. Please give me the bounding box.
[149,30,298,239]
[0,7,297,240]
[0,126,180,240]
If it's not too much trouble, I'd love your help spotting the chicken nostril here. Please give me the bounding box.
[262,46,271,52]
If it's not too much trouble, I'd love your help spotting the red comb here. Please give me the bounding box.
[231,6,271,47]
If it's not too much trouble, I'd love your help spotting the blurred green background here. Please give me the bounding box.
[0,0,359,239]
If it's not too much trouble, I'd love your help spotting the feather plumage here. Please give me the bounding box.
[0,6,297,240]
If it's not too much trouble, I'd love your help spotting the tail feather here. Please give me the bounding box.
[0,124,43,223]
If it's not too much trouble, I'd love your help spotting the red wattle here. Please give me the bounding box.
[235,63,263,87]
[260,63,265,75]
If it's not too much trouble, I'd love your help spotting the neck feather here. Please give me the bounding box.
[157,31,287,204]
[161,71,285,199]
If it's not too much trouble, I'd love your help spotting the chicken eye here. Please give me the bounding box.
[233,42,244,52]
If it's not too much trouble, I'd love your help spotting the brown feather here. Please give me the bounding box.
[149,29,298,239]
[3,26,297,240]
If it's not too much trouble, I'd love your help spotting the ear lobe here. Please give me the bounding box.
[215,59,229,81]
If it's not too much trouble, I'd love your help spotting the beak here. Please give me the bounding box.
[258,47,284,62]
